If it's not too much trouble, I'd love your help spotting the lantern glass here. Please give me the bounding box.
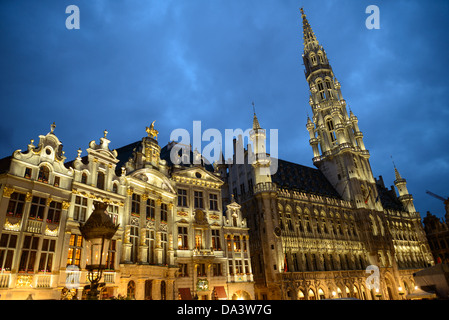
[88,236,110,269]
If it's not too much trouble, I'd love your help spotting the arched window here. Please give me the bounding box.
[317,80,325,100]
[161,281,166,300]
[127,280,136,299]
[318,51,325,64]
[326,119,337,144]
[97,172,105,190]
[81,172,87,184]
[38,166,50,183]
[325,79,333,98]
[310,53,317,65]
[112,183,118,193]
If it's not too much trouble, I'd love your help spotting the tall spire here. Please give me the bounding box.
[300,8,319,53]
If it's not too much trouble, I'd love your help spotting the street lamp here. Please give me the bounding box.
[79,201,119,300]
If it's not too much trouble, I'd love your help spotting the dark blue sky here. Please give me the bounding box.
[1,0,448,220]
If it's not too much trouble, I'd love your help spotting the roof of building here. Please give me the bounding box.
[271,159,341,199]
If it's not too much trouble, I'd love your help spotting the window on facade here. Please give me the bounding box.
[130,225,139,262]
[197,263,206,277]
[161,232,168,264]
[227,235,232,252]
[107,205,119,225]
[73,196,88,222]
[212,229,221,250]
[81,173,87,184]
[213,263,222,276]
[161,203,168,223]
[0,234,17,271]
[317,80,325,100]
[105,240,116,270]
[96,172,105,190]
[318,52,325,64]
[229,261,234,275]
[325,79,333,98]
[29,196,46,220]
[38,166,50,183]
[209,194,218,211]
[146,199,155,220]
[24,167,32,179]
[178,226,188,249]
[53,176,60,187]
[112,183,118,193]
[38,238,56,272]
[195,230,203,250]
[326,119,337,143]
[131,194,140,215]
[127,280,136,299]
[7,192,26,218]
[19,235,40,272]
[177,189,187,207]
[194,191,204,209]
[47,201,62,224]
[234,236,241,252]
[145,229,155,264]
[235,260,243,274]
[310,53,317,65]
[67,234,83,266]
[179,263,188,277]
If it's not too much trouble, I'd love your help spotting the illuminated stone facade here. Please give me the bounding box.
[218,9,434,300]
[0,125,254,300]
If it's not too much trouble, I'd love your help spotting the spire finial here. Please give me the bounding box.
[104,129,108,138]
[50,122,56,134]
[252,102,261,130]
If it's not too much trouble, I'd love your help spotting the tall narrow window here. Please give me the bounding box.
[146,199,155,220]
[81,173,87,184]
[19,235,40,272]
[212,229,221,250]
[131,194,140,216]
[317,80,325,100]
[178,226,188,250]
[146,229,155,264]
[194,191,204,209]
[209,194,218,211]
[0,234,17,271]
[310,53,317,65]
[53,176,60,187]
[96,172,105,190]
[29,196,46,220]
[161,203,168,223]
[327,119,337,143]
[325,79,333,98]
[38,238,56,272]
[105,240,116,270]
[108,205,119,225]
[67,234,83,266]
[195,230,203,250]
[47,201,62,224]
[7,192,26,218]
[73,196,87,222]
[177,189,187,207]
[129,225,139,263]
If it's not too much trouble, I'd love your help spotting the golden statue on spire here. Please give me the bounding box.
[146,121,159,140]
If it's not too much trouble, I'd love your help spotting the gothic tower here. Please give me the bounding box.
[301,8,381,211]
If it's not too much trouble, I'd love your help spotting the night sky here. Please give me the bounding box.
[1,0,448,220]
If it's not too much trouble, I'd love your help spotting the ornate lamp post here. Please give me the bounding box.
[79,201,119,300]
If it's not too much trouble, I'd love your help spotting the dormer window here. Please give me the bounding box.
[38,166,50,183]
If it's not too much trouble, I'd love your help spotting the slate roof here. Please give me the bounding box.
[271,159,341,199]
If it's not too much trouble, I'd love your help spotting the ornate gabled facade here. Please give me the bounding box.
[218,9,434,300]
[0,123,254,300]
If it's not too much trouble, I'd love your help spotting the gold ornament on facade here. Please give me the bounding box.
[62,201,71,210]
[2,186,15,198]
[146,121,159,140]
